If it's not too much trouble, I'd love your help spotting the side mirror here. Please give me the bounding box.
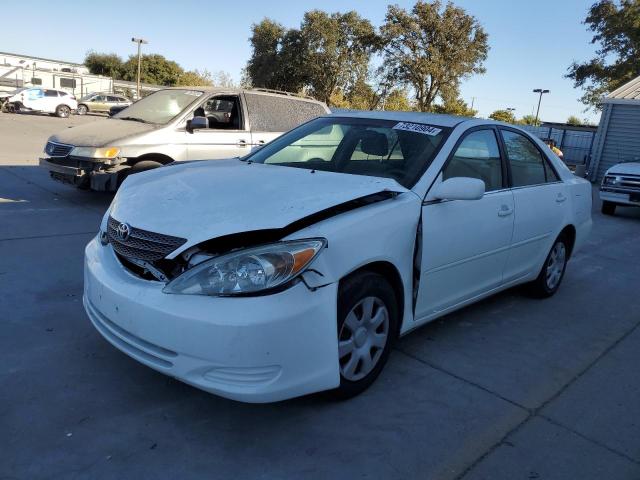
[432,177,485,201]
[187,116,208,134]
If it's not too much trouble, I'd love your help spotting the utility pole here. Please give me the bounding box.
[131,37,148,99]
[533,89,549,125]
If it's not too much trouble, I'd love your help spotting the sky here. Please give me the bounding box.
[0,0,601,123]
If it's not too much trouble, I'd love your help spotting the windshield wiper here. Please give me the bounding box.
[118,116,149,123]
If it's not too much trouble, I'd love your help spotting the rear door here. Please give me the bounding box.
[499,128,568,283]
[243,92,328,148]
[415,127,515,319]
[185,94,251,160]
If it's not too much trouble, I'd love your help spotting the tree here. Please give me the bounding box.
[567,0,640,110]
[177,69,213,86]
[566,115,585,126]
[120,54,183,86]
[380,1,489,112]
[84,51,124,78]
[518,114,541,126]
[383,89,413,111]
[301,10,379,104]
[489,109,516,123]
[245,12,379,102]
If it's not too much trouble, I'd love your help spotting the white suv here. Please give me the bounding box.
[600,161,640,215]
[6,87,77,117]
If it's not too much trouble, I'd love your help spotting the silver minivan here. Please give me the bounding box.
[39,87,330,191]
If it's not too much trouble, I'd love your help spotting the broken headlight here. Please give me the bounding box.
[162,239,326,296]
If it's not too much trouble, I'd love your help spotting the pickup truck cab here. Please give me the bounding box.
[39,87,329,191]
[600,161,640,215]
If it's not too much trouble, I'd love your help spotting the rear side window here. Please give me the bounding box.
[444,129,503,192]
[502,130,547,187]
[244,93,327,132]
[44,90,58,97]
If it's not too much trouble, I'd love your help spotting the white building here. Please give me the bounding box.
[0,51,113,97]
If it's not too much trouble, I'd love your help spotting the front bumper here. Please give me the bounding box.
[83,237,340,403]
[40,157,127,191]
[599,188,640,207]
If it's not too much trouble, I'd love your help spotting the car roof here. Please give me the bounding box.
[161,86,326,105]
[326,110,483,128]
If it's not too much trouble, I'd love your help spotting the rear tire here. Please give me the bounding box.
[601,201,616,216]
[527,234,569,298]
[56,105,70,118]
[76,104,88,115]
[330,271,398,399]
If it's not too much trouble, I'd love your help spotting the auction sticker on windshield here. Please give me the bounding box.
[393,122,442,136]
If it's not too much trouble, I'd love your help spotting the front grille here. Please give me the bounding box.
[107,216,187,262]
[45,141,73,157]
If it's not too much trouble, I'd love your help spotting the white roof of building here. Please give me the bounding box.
[607,75,640,101]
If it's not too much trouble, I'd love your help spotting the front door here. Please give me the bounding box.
[185,95,251,160]
[415,128,515,320]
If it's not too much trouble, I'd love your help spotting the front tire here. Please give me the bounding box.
[76,104,88,115]
[527,235,569,298]
[601,201,616,216]
[56,105,70,118]
[332,271,398,399]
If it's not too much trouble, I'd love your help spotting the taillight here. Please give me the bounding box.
[71,96,76,100]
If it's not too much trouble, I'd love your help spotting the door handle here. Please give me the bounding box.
[498,205,514,217]
[237,140,247,147]
[258,140,265,145]
[556,193,567,203]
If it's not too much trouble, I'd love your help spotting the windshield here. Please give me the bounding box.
[113,89,204,124]
[245,117,450,188]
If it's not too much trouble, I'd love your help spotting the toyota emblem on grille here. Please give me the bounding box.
[116,223,131,241]
[46,144,54,155]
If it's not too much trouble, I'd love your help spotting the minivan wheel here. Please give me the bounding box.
[527,235,569,298]
[56,105,70,118]
[76,104,88,115]
[601,201,616,216]
[332,271,398,399]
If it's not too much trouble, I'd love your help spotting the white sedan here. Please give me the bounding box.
[84,112,593,402]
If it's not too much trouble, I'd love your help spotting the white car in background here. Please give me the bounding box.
[84,112,593,403]
[599,161,640,215]
[5,87,77,117]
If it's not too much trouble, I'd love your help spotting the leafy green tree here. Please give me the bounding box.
[518,114,541,126]
[301,10,379,104]
[380,1,489,112]
[566,115,585,126]
[120,54,183,86]
[84,51,124,78]
[567,0,640,110]
[383,89,413,111]
[489,109,516,123]
[177,69,213,86]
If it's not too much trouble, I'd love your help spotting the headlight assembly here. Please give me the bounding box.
[163,239,326,296]
[70,146,121,159]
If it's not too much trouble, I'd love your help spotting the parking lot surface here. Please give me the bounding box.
[1,114,640,479]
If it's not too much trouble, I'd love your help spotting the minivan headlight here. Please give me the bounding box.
[163,239,326,296]
[70,146,120,159]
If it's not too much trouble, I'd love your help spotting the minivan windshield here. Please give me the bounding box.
[245,117,450,188]
[113,89,203,124]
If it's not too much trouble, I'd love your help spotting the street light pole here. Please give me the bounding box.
[533,89,549,125]
[131,37,148,99]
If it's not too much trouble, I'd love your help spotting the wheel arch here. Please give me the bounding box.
[559,224,576,257]
[130,153,175,166]
[338,260,405,337]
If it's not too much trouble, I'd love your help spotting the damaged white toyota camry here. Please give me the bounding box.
[84,112,592,402]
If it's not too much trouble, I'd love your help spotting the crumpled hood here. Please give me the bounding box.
[50,119,155,146]
[109,159,408,250]
[608,162,640,176]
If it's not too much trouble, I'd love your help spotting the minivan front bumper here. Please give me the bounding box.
[83,236,340,403]
[40,157,127,191]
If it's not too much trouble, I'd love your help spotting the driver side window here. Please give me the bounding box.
[199,96,242,130]
[443,129,503,192]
